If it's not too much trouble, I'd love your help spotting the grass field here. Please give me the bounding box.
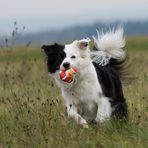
[0,37,148,148]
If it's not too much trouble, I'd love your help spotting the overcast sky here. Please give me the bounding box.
[0,0,148,35]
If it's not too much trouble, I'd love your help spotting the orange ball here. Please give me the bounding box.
[59,66,78,83]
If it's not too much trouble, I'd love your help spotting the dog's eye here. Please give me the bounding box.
[71,55,76,59]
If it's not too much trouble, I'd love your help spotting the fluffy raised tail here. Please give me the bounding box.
[90,28,132,84]
[91,28,126,66]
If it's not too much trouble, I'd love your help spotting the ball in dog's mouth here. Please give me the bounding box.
[59,66,78,83]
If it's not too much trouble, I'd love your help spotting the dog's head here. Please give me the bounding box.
[61,38,91,71]
[42,39,90,75]
[42,43,66,74]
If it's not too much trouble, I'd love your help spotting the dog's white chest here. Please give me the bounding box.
[77,100,98,121]
[64,76,101,120]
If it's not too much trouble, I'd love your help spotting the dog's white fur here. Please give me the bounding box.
[51,28,125,128]
[91,27,125,66]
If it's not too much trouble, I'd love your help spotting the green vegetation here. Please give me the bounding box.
[0,37,148,148]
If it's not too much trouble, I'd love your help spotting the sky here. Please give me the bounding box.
[0,0,148,35]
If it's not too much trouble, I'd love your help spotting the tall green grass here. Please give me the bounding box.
[0,38,148,147]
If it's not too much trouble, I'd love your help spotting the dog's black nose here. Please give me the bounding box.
[63,62,70,69]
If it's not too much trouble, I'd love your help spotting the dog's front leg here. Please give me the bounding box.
[66,104,88,128]
[95,96,112,123]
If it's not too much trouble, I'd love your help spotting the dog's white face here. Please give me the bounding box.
[60,39,91,71]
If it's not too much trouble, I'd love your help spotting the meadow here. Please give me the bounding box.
[0,37,148,148]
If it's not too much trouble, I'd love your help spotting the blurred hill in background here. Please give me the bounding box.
[1,21,148,46]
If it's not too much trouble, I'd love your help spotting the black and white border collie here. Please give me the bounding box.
[42,28,128,128]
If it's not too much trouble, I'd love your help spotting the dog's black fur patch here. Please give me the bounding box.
[93,61,128,119]
[42,43,66,73]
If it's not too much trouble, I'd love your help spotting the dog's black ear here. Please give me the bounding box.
[41,45,49,55]
[42,43,65,55]
[54,43,65,50]
[41,45,46,49]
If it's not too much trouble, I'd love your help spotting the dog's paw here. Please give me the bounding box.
[95,116,104,123]
[95,116,110,123]
[78,116,88,128]
[82,123,89,128]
